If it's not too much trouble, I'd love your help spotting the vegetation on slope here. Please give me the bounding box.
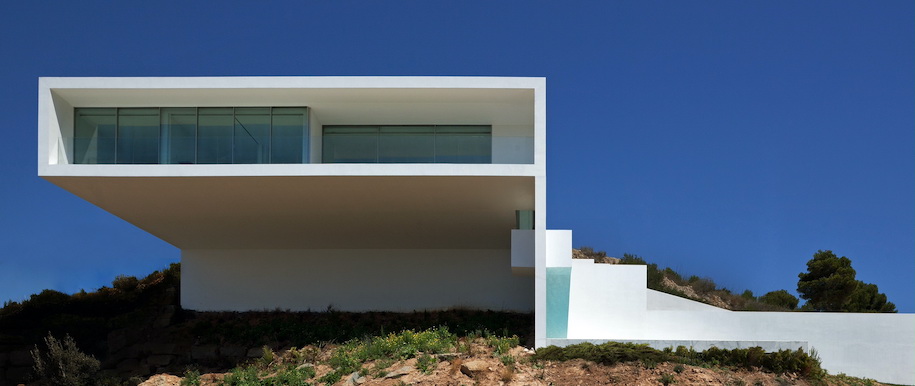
[576,247,897,313]
[576,247,796,311]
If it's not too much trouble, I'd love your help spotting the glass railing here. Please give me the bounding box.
[55,135,535,165]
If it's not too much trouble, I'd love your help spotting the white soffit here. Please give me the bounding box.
[46,77,538,126]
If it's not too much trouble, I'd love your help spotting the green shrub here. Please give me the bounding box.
[269,366,315,385]
[659,373,677,385]
[111,275,140,292]
[180,369,200,386]
[533,343,824,379]
[759,290,799,310]
[691,277,717,294]
[416,353,437,374]
[499,354,516,366]
[221,366,260,385]
[487,334,519,356]
[580,246,608,259]
[532,342,666,366]
[30,333,100,386]
[323,327,458,383]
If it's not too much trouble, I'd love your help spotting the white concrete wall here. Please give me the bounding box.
[568,261,648,335]
[563,263,915,385]
[181,248,533,312]
[545,230,572,268]
[532,79,547,347]
[511,230,534,275]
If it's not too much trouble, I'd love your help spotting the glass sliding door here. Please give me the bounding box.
[117,108,159,164]
[378,126,434,163]
[197,108,233,164]
[161,108,197,164]
[73,106,309,165]
[74,108,116,164]
[233,107,270,164]
[323,126,379,163]
[270,107,307,164]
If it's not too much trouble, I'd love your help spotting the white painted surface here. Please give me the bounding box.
[532,81,547,348]
[545,230,572,268]
[511,230,534,274]
[564,264,915,385]
[567,260,648,336]
[182,249,533,312]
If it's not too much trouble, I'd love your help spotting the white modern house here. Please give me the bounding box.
[38,77,913,384]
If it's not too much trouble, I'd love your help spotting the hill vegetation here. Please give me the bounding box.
[575,247,796,311]
[0,249,897,385]
[575,247,897,313]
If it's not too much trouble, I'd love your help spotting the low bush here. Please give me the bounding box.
[30,332,100,386]
[533,342,666,366]
[532,342,825,379]
[323,327,458,382]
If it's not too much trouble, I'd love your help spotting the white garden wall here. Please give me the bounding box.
[557,260,915,385]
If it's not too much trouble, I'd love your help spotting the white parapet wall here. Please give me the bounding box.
[182,249,533,312]
[557,261,915,385]
[545,230,572,268]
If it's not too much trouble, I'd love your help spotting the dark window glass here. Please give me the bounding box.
[378,126,434,163]
[73,107,309,164]
[271,107,307,163]
[323,125,491,164]
[117,108,159,164]
[233,108,270,164]
[74,108,116,164]
[161,108,196,164]
[323,127,379,163]
[197,108,233,164]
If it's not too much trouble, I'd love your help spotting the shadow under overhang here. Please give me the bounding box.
[44,175,535,249]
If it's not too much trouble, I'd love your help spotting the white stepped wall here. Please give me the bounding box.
[564,261,915,385]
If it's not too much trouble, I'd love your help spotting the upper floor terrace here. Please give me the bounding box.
[39,77,544,178]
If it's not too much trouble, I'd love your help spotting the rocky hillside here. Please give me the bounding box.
[136,336,881,386]
[0,264,530,385]
[0,259,883,386]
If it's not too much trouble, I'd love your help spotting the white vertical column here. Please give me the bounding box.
[533,78,548,348]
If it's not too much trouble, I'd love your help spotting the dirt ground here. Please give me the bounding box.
[139,345,883,386]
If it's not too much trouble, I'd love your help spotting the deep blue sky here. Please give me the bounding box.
[1,2,912,312]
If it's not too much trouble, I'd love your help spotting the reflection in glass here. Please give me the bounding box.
[117,108,159,164]
[161,108,196,164]
[435,126,492,164]
[73,106,309,165]
[322,125,491,164]
[233,108,270,164]
[197,108,233,164]
[271,107,307,163]
[379,126,434,163]
[74,108,116,164]
[323,127,379,163]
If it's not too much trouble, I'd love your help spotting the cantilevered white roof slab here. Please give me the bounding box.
[38,77,546,249]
